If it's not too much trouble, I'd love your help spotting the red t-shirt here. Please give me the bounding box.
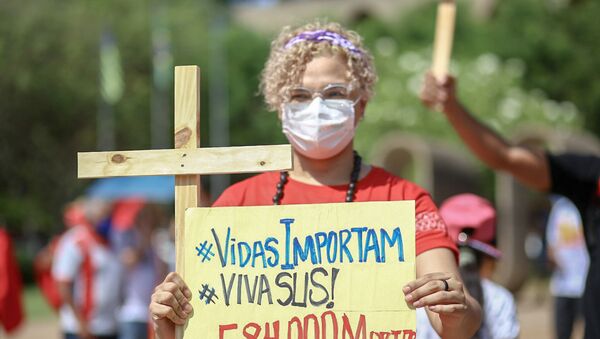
[213,166,458,259]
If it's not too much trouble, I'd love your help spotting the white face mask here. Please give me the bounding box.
[282,97,355,160]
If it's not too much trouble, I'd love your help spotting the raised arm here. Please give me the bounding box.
[421,72,551,192]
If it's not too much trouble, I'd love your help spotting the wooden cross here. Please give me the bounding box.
[77,66,292,336]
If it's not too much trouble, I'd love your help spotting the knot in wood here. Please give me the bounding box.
[175,127,193,148]
[111,154,127,164]
[259,160,266,166]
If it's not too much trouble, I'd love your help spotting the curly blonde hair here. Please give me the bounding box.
[260,20,378,112]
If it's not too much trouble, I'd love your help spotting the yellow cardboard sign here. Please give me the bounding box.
[183,201,416,338]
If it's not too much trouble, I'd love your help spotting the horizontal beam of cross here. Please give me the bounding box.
[78,144,292,178]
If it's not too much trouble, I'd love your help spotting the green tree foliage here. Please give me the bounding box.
[485,0,600,135]
[0,1,285,285]
[355,48,581,158]
[0,1,103,234]
[355,0,599,137]
[0,0,598,239]
[224,23,284,146]
[0,0,273,235]
[350,0,590,190]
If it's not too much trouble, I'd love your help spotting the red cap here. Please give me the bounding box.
[439,193,501,258]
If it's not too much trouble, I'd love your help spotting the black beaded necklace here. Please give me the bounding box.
[272,151,362,205]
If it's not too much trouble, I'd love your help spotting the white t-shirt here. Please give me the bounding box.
[416,278,520,339]
[546,196,589,297]
[52,226,122,335]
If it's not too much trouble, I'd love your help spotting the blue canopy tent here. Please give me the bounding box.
[86,176,174,203]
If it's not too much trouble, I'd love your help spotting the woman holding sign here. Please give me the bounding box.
[150,20,482,339]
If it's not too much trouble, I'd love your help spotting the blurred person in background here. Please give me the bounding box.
[421,72,600,338]
[52,198,121,339]
[0,225,25,335]
[35,199,90,312]
[111,200,168,339]
[151,186,211,273]
[152,217,176,274]
[546,195,589,339]
[150,19,482,339]
[417,193,520,339]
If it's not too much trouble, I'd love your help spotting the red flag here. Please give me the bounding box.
[0,228,25,333]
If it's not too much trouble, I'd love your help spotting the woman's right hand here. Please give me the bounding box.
[150,272,194,339]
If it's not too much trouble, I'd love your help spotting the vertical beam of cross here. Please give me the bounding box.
[174,66,200,339]
[173,66,201,280]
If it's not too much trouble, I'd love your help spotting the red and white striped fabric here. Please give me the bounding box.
[52,224,121,336]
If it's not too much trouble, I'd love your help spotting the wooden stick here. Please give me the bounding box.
[77,144,293,178]
[174,66,200,339]
[431,0,456,81]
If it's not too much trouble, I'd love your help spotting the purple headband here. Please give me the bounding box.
[284,30,363,57]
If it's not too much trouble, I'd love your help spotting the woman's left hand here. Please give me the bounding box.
[403,272,468,326]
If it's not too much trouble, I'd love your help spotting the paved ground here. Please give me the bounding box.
[517,279,584,339]
[5,279,585,339]
[7,315,59,339]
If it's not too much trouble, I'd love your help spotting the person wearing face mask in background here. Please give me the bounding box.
[149,20,482,339]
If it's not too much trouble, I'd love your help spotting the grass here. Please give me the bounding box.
[23,285,56,320]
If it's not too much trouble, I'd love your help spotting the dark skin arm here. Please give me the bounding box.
[420,72,551,192]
